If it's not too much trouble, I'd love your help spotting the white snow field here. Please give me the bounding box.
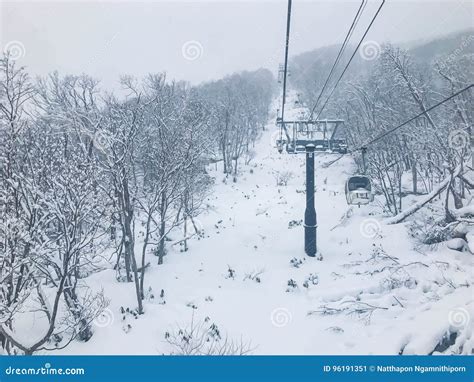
[49,109,473,356]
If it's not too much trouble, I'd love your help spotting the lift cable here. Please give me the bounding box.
[353,83,474,152]
[308,0,366,120]
[280,0,293,125]
[313,0,385,121]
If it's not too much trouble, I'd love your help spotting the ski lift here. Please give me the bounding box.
[276,119,346,154]
[275,118,286,154]
[294,93,302,106]
[345,175,373,205]
[345,147,373,206]
[277,140,284,154]
[278,64,285,84]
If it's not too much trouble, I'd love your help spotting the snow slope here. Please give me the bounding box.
[51,106,473,356]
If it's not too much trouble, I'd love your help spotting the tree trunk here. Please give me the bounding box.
[412,158,417,194]
[130,240,143,314]
[63,279,93,342]
[121,175,143,313]
[386,166,461,224]
[157,193,167,265]
[139,216,152,300]
[183,214,188,252]
[121,177,134,282]
[158,219,166,265]
[221,141,227,174]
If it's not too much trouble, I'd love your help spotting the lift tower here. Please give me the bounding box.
[277,0,318,257]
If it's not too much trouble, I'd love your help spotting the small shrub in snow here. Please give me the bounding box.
[226,266,236,280]
[274,170,294,186]
[303,273,319,289]
[196,229,206,240]
[144,286,155,302]
[367,244,399,265]
[158,289,166,305]
[290,257,304,268]
[186,302,198,310]
[326,326,344,334]
[119,306,141,334]
[309,300,388,324]
[409,218,451,245]
[288,219,303,229]
[119,306,140,320]
[47,334,63,348]
[116,274,132,283]
[381,275,417,291]
[286,279,298,292]
[164,315,254,355]
[243,270,263,283]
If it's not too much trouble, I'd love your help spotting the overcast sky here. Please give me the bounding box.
[1,0,472,89]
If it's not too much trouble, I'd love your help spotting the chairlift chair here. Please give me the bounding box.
[276,119,346,155]
[276,139,285,154]
[345,175,374,206]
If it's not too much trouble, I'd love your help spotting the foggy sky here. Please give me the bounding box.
[1,0,472,89]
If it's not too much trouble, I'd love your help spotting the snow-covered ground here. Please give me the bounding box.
[45,104,473,356]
